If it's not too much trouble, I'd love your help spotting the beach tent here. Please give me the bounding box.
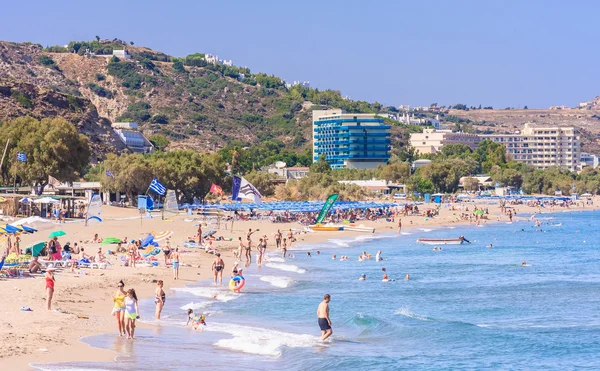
[33,197,60,204]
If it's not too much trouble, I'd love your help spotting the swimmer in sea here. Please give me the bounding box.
[405,274,410,280]
[486,244,493,248]
[186,309,207,330]
[332,254,337,260]
[359,274,366,281]
[375,250,382,262]
[307,252,312,257]
[522,261,527,266]
[382,273,389,282]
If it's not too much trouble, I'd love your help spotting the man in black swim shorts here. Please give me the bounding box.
[317,294,332,340]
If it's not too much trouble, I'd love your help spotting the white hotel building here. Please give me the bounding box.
[482,124,581,171]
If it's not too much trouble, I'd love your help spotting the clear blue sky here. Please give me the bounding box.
[2,0,598,109]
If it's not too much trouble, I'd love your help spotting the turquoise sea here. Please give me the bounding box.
[36,210,600,370]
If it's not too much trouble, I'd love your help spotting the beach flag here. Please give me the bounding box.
[106,169,115,178]
[210,183,223,195]
[48,175,61,189]
[149,177,167,196]
[16,152,26,162]
[316,194,338,224]
[231,176,261,203]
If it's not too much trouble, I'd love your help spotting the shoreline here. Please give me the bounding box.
[0,201,595,370]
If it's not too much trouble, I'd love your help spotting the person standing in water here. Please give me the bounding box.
[282,238,288,259]
[317,294,332,341]
[212,253,225,285]
[125,288,139,339]
[172,248,181,280]
[275,229,282,249]
[155,280,166,320]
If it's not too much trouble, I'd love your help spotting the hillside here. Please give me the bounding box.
[2,39,600,159]
[446,108,600,153]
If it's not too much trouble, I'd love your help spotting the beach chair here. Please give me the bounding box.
[90,262,107,269]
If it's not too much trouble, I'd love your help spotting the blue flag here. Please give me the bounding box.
[149,177,166,195]
[106,169,115,178]
[16,152,27,162]
[231,176,242,201]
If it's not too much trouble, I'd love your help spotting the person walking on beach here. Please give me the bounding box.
[398,219,402,234]
[317,294,332,341]
[45,267,56,310]
[172,248,181,280]
[212,253,225,285]
[197,224,203,245]
[113,280,127,336]
[125,288,139,339]
[155,280,166,320]
[237,237,245,261]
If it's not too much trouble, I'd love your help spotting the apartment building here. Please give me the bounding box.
[409,128,481,154]
[483,124,580,171]
[313,109,391,169]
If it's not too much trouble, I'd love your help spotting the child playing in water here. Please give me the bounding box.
[186,309,207,330]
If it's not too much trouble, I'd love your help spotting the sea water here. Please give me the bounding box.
[36,211,600,370]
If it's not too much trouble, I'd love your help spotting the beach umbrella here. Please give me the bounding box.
[48,230,66,238]
[19,197,32,203]
[26,241,46,257]
[102,237,122,245]
[202,230,216,238]
[153,230,173,242]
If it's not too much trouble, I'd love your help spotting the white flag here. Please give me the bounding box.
[238,177,262,203]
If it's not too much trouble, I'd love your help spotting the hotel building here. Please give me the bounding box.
[409,128,481,154]
[312,109,391,169]
[483,124,580,171]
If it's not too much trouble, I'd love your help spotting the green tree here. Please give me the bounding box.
[95,35,100,41]
[0,117,90,193]
[149,134,169,150]
[310,155,331,174]
[173,59,186,73]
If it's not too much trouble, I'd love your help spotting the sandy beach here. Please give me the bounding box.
[0,199,594,370]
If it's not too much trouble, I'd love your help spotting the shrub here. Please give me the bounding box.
[37,55,59,71]
[173,59,186,73]
[10,90,32,108]
[150,114,169,124]
[86,83,114,99]
[107,58,142,89]
[95,73,106,81]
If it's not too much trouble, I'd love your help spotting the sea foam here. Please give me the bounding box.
[259,275,293,288]
[265,263,306,274]
[174,287,240,302]
[394,307,432,322]
[206,322,319,357]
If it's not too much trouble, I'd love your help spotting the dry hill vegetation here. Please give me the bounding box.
[2,39,600,160]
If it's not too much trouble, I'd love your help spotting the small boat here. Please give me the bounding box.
[416,236,470,245]
[309,224,343,231]
[343,224,375,233]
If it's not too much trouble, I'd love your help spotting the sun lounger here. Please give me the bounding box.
[90,262,107,269]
